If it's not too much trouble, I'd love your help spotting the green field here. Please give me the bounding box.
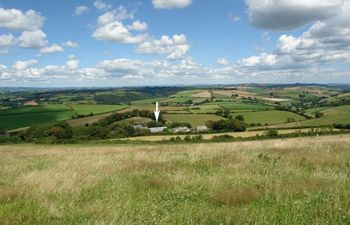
[131,97,170,105]
[232,110,306,125]
[164,114,224,127]
[68,104,127,116]
[1,135,349,224]
[217,102,274,111]
[0,111,75,131]
[321,105,350,116]
[0,104,76,131]
[276,114,350,128]
[0,104,71,116]
[189,104,222,113]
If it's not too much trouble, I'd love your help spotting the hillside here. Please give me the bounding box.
[1,135,349,224]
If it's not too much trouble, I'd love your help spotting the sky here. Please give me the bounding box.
[0,0,349,87]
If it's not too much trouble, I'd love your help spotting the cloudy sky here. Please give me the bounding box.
[0,0,350,87]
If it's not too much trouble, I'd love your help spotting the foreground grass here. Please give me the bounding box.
[1,135,350,224]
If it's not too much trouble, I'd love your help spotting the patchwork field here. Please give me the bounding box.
[68,104,127,116]
[1,135,350,224]
[164,114,224,127]
[231,110,306,125]
[0,111,75,131]
[265,114,350,129]
[0,104,75,131]
[217,102,274,111]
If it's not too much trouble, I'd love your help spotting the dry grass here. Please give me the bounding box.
[1,135,350,224]
[212,186,262,205]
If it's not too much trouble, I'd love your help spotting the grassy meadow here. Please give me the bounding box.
[1,135,350,224]
[164,113,224,127]
[68,104,127,116]
[231,110,306,125]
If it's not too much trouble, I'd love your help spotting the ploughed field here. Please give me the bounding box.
[1,135,350,224]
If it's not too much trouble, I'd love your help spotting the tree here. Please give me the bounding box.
[235,115,245,121]
[315,111,324,118]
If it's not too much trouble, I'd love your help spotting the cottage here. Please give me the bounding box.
[149,127,167,134]
[172,127,191,133]
[196,125,209,133]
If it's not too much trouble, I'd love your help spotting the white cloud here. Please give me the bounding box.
[127,20,148,31]
[66,55,80,70]
[246,0,345,30]
[0,33,15,47]
[75,5,89,16]
[216,58,229,66]
[152,0,192,9]
[62,40,78,48]
[94,0,112,11]
[97,6,134,25]
[92,7,144,44]
[13,60,38,70]
[93,21,146,44]
[135,34,190,60]
[39,44,64,54]
[18,30,47,48]
[0,8,44,31]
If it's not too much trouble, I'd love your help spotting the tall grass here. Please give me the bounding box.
[1,135,350,224]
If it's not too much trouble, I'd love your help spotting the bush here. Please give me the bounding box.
[207,119,246,132]
[169,122,192,128]
[235,115,245,121]
[264,130,279,137]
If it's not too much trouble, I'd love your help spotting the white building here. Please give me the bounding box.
[149,127,167,133]
[196,125,209,133]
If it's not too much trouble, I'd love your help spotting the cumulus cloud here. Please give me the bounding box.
[39,44,64,54]
[135,34,190,60]
[93,21,146,44]
[75,5,89,16]
[127,20,148,31]
[0,33,15,53]
[216,58,229,66]
[66,55,80,70]
[62,40,78,48]
[18,30,48,48]
[13,60,38,70]
[246,0,345,30]
[152,0,192,9]
[92,6,146,44]
[0,8,45,31]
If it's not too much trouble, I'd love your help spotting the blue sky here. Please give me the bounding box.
[0,0,349,87]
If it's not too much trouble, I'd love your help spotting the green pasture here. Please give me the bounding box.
[0,111,75,131]
[232,110,306,125]
[164,113,224,127]
[68,104,127,116]
[218,102,273,111]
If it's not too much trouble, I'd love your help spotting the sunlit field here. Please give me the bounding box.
[1,135,350,224]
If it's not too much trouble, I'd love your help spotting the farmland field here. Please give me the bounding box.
[231,110,306,125]
[217,102,274,111]
[0,104,76,131]
[0,104,71,116]
[164,113,224,127]
[1,135,350,224]
[270,113,350,129]
[68,104,127,116]
[0,111,75,131]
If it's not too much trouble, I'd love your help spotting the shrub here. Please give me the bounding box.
[235,115,245,121]
[264,130,279,137]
